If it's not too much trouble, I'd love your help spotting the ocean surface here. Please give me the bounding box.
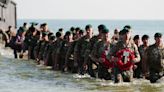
[0,20,163,92]
[17,19,164,44]
[0,43,163,92]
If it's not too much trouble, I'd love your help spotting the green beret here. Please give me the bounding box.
[121,28,130,35]
[124,25,131,30]
[154,32,162,38]
[102,28,109,33]
[42,32,49,36]
[98,24,106,30]
[30,22,38,26]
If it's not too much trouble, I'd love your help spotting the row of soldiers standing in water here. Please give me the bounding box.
[1,22,164,83]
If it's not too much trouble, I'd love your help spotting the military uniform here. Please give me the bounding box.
[58,40,73,71]
[111,40,141,82]
[91,40,113,80]
[51,38,63,70]
[146,44,164,83]
[65,40,78,73]
[35,40,49,61]
[74,36,91,75]
[28,35,39,59]
[138,45,149,78]
[84,35,102,77]
[43,41,54,66]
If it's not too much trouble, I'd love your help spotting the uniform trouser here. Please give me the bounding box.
[98,63,111,80]
[134,62,142,78]
[87,59,97,78]
[28,46,35,60]
[114,67,133,83]
[14,49,17,58]
[47,52,53,66]
[149,70,163,83]
[78,58,85,75]
[65,59,77,73]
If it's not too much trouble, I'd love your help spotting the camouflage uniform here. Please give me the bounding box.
[146,44,164,83]
[111,40,140,82]
[91,40,113,80]
[65,40,78,73]
[74,36,91,75]
[58,40,73,71]
[51,38,63,70]
[28,35,39,59]
[38,40,49,61]
[84,35,102,77]
[43,41,55,66]
[138,45,149,78]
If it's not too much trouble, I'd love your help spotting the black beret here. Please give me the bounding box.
[133,35,140,40]
[56,32,62,38]
[142,35,149,40]
[65,31,71,36]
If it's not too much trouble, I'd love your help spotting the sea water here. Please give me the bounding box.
[0,44,163,92]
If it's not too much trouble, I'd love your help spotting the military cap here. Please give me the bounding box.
[70,27,75,33]
[56,31,62,38]
[42,23,47,26]
[142,35,149,40]
[75,27,80,32]
[79,29,84,34]
[65,31,71,36]
[121,28,130,35]
[102,28,109,33]
[133,35,140,40]
[98,24,106,30]
[30,22,38,26]
[49,35,56,41]
[124,25,131,30]
[154,32,162,38]
[85,24,92,30]
[42,32,49,37]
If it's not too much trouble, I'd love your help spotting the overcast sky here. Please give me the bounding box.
[14,0,164,20]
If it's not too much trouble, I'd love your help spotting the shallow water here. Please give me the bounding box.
[0,46,163,92]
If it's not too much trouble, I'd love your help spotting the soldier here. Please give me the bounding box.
[74,24,93,75]
[133,35,142,78]
[73,27,81,40]
[145,33,164,83]
[110,27,141,83]
[34,32,49,64]
[5,26,12,47]
[28,30,41,60]
[52,31,64,70]
[85,24,106,77]
[64,29,84,73]
[90,28,113,80]
[138,35,149,79]
[44,35,55,66]
[133,35,140,47]
[111,28,119,44]
[58,31,74,72]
